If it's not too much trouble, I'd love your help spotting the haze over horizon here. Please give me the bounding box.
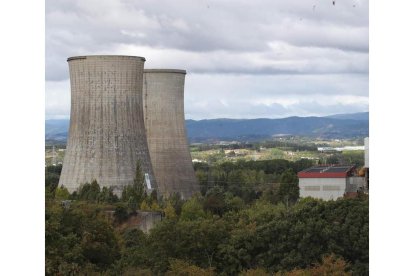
[45,111,369,122]
[46,0,368,120]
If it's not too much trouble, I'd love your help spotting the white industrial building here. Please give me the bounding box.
[298,165,365,200]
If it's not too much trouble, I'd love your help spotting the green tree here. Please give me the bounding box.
[45,164,62,193]
[279,169,299,206]
[121,267,152,276]
[145,218,230,273]
[122,163,145,210]
[55,186,70,200]
[166,259,215,276]
[80,217,120,269]
[164,202,177,219]
[326,154,340,165]
[224,194,245,212]
[77,180,101,201]
[140,201,150,211]
[195,170,209,195]
[203,186,226,216]
[283,254,350,276]
[150,201,161,211]
[150,190,158,203]
[180,197,206,221]
[260,183,281,204]
[114,204,129,224]
[98,186,118,203]
[45,202,120,275]
[113,229,148,272]
[240,268,268,276]
[227,169,246,200]
[169,192,185,216]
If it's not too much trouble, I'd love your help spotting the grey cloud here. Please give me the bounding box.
[122,43,368,75]
[185,73,368,98]
[46,0,368,80]
[287,100,369,117]
[129,0,368,52]
[184,98,290,120]
[46,0,368,119]
[46,73,368,119]
[184,98,368,120]
[45,80,71,119]
[183,73,368,119]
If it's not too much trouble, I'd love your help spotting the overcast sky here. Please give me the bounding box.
[46,0,368,120]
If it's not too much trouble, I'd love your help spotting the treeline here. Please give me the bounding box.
[45,144,66,149]
[45,158,368,275]
[258,140,318,152]
[134,197,368,275]
[46,195,368,275]
[191,142,255,152]
[325,150,365,168]
[194,159,314,204]
[191,140,318,152]
[46,164,163,215]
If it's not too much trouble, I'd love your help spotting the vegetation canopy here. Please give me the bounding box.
[45,154,368,275]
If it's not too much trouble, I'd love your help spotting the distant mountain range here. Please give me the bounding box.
[45,112,369,144]
[45,119,71,143]
[324,112,369,121]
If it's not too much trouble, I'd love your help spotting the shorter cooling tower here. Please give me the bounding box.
[143,69,199,199]
[59,55,157,195]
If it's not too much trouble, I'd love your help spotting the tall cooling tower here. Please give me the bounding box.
[143,69,199,199]
[59,55,157,195]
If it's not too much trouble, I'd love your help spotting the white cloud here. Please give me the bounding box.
[45,80,70,119]
[46,0,369,119]
[183,73,368,119]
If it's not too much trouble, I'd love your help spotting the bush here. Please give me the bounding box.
[166,259,215,276]
[114,205,129,224]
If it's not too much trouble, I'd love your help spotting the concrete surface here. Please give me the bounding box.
[143,69,199,199]
[59,55,157,195]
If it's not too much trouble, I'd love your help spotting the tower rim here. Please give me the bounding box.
[144,69,186,74]
[67,55,146,62]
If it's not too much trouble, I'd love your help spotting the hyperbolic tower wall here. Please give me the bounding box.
[59,55,157,194]
[143,69,199,198]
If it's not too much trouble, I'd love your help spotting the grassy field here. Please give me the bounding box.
[45,146,65,166]
[190,147,323,164]
[189,137,364,166]
[45,137,365,167]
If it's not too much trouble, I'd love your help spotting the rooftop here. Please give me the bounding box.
[298,165,355,178]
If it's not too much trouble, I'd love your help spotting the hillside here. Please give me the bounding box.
[45,119,70,143]
[324,112,368,121]
[45,112,369,144]
[186,116,368,142]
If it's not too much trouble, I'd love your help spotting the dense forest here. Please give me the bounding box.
[45,160,368,275]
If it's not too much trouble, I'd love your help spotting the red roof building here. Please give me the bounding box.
[298,165,355,178]
[298,165,364,200]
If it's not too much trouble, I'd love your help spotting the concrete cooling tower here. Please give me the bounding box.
[59,55,157,195]
[143,69,199,199]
